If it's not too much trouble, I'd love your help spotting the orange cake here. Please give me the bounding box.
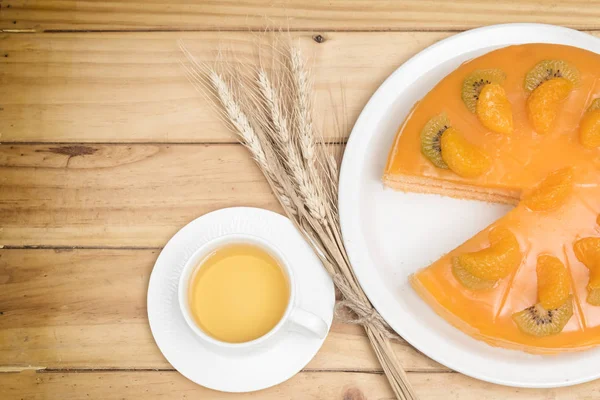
[384,43,600,353]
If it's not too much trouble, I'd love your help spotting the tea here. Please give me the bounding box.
[188,243,290,343]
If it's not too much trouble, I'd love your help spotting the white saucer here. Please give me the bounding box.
[147,207,335,392]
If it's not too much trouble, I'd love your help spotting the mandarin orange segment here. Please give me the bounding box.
[461,69,506,113]
[579,108,600,148]
[573,237,600,306]
[588,268,600,290]
[476,83,513,135]
[522,168,573,211]
[488,225,514,244]
[440,127,491,178]
[536,255,571,310]
[573,237,600,268]
[526,78,573,134]
[454,227,521,282]
[451,259,497,290]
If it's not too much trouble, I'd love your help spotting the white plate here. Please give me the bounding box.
[147,207,334,392]
[339,23,600,388]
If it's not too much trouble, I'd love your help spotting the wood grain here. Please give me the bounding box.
[0,31,450,143]
[2,1,600,32]
[0,249,443,372]
[0,143,282,247]
[2,370,599,400]
[4,6,600,398]
[4,30,600,144]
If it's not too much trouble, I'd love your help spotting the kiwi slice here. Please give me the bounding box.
[451,258,497,290]
[420,114,450,169]
[524,60,580,93]
[588,289,600,306]
[461,69,506,113]
[588,98,600,112]
[512,297,573,337]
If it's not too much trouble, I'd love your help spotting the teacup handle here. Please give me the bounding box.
[288,307,328,338]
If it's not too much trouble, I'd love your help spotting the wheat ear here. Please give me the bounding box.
[180,39,418,400]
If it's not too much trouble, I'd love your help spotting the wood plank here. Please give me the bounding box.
[0,143,350,247]
[4,30,600,144]
[0,249,444,372]
[2,370,599,400]
[0,31,449,143]
[2,1,600,32]
[0,143,282,247]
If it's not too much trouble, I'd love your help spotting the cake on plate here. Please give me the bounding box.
[384,43,600,353]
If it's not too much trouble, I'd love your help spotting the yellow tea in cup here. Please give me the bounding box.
[188,243,290,343]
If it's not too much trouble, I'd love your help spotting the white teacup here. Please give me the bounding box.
[178,233,329,350]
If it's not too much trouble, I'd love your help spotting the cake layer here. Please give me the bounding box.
[383,173,520,205]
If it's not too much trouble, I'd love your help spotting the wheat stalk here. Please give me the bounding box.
[256,69,328,223]
[289,48,316,170]
[210,71,299,215]
[181,39,418,400]
[179,42,297,215]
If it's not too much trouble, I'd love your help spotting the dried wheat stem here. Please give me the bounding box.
[182,41,417,400]
[290,47,316,169]
[290,47,342,220]
[368,328,418,400]
[211,72,266,165]
[208,70,296,215]
[327,153,339,180]
[289,48,332,208]
[257,69,327,222]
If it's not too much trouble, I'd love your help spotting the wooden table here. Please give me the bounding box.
[2,2,600,399]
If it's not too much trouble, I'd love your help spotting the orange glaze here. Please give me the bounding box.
[385,44,600,190]
[412,183,600,352]
[385,44,600,352]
